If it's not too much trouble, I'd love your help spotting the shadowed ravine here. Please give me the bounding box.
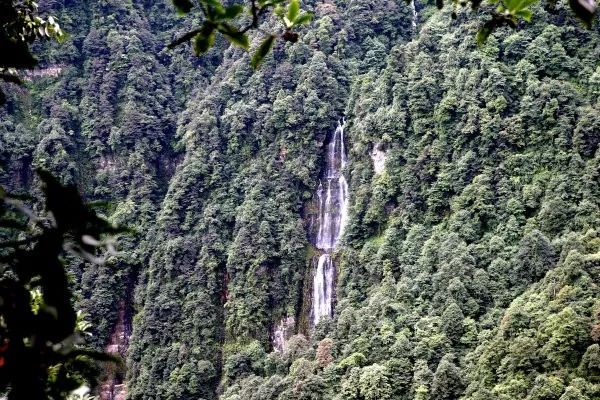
[99,301,131,400]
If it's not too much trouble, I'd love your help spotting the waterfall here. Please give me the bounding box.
[272,316,295,353]
[312,254,334,321]
[310,121,349,327]
[411,0,418,28]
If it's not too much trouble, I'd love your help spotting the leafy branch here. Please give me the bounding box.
[0,171,125,399]
[0,0,65,103]
[434,0,597,44]
[169,0,313,68]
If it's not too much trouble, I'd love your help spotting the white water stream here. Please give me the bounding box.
[272,121,350,350]
[411,0,418,28]
[310,121,349,326]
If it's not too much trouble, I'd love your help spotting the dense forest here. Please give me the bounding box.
[1,0,599,399]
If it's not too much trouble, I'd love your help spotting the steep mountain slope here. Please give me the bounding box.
[1,0,599,399]
[1,0,213,348]
[274,6,600,400]
[127,2,414,397]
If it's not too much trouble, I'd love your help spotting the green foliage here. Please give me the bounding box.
[0,0,64,102]
[169,0,313,68]
[251,35,276,69]
[358,363,393,400]
[2,0,600,399]
[464,233,600,399]
[338,352,367,370]
[0,171,122,399]
[441,301,465,343]
[170,0,596,63]
[431,355,464,400]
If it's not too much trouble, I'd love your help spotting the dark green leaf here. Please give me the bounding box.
[505,0,537,13]
[220,24,249,49]
[287,0,300,23]
[516,0,538,10]
[67,348,123,365]
[172,0,194,14]
[167,28,203,49]
[504,0,518,11]
[193,28,216,55]
[514,8,533,20]
[203,1,226,20]
[476,25,493,45]
[223,4,244,19]
[294,12,313,25]
[274,4,286,17]
[251,35,275,69]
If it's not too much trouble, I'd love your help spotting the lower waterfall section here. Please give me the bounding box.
[311,254,334,325]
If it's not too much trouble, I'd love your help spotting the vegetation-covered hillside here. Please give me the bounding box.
[1,0,599,399]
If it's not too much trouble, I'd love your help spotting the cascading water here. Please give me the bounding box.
[271,121,349,350]
[312,254,334,320]
[272,316,295,353]
[310,121,349,327]
[411,0,418,28]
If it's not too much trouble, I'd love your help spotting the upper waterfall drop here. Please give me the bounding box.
[411,0,418,28]
[310,120,349,327]
[315,121,349,251]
